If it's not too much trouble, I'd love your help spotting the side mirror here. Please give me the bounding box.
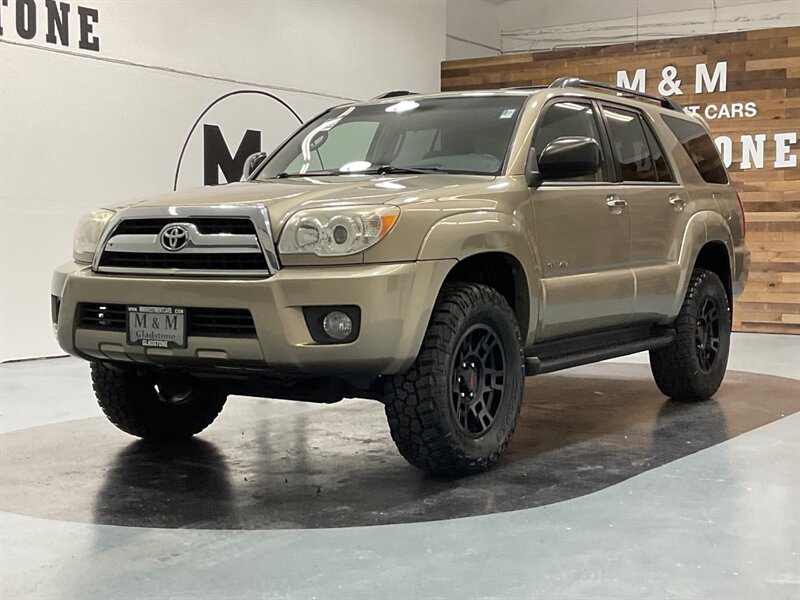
[524,146,542,187]
[537,137,601,180]
[242,152,267,180]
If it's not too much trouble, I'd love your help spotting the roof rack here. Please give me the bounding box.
[549,76,683,112]
[372,90,418,99]
[500,85,550,91]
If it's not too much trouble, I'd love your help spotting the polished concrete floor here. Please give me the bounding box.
[1,333,799,599]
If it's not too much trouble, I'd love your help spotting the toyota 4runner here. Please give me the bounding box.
[52,77,749,475]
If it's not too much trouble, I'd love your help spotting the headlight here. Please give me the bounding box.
[73,209,115,263]
[278,205,399,256]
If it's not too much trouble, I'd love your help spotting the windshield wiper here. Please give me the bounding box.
[273,170,342,178]
[370,165,447,175]
[272,165,448,179]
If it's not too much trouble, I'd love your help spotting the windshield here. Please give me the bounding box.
[255,95,527,179]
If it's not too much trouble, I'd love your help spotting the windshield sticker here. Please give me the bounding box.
[500,109,516,119]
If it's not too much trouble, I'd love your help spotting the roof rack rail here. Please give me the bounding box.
[549,77,683,112]
[501,85,550,91]
[372,90,417,100]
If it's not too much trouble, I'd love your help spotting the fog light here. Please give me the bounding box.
[322,311,353,340]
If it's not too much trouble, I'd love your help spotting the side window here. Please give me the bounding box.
[531,101,609,182]
[661,115,728,184]
[641,118,675,182]
[602,105,657,182]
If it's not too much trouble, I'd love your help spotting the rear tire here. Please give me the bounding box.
[91,362,227,441]
[383,283,525,476]
[650,268,731,401]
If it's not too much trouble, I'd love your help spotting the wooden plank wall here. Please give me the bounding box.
[442,26,800,334]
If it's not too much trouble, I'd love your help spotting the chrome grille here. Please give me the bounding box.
[93,206,279,277]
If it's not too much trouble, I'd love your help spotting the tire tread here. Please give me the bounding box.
[384,283,524,476]
[650,268,731,402]
[91,363,226,440]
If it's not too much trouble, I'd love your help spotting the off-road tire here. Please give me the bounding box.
[91,362,227,441]
[383,283,525,476]
[650,268,731,402]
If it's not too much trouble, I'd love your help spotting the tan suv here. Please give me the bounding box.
[52,77,749,476]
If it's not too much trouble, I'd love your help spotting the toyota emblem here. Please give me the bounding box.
[159,224,190,251]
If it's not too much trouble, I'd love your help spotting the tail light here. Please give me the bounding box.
[735,189,746,238]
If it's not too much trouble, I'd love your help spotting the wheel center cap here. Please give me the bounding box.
[468,368,477,391]
[457,360,481,399]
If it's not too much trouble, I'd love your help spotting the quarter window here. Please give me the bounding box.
[662,114,728,184]
[603,106,658,182]
[532,101,609,182]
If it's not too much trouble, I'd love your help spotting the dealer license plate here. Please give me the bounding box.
[126,306,187,348]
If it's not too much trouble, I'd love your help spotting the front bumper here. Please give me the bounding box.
[52,259,455,375]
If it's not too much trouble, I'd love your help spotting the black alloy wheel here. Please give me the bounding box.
[451,325,507,437]
[695,297,721,372]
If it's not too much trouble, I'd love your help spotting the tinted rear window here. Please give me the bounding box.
[642,119,674,182]
[662,115,728,184]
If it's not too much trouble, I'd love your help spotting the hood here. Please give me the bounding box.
[130,174,497,235]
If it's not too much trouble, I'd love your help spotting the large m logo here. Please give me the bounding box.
[202,125,262,185]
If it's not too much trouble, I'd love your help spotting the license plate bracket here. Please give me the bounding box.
[126,306,187,349]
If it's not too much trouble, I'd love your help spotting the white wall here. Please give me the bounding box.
[446,0,501,59]
[497,0,800,53]
[0,0,445,361]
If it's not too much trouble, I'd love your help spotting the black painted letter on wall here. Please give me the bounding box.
[203,125,261,185]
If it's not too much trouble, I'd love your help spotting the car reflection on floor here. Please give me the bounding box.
[0,363,796,530]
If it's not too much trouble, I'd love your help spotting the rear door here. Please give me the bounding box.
[529,99,634,339]
[599,103,688,320]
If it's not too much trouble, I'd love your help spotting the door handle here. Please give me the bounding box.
[668,194,686,211]
[606,195,627,214]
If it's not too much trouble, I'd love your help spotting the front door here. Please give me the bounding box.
[529,100,634,339]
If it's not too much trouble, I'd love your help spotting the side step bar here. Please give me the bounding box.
[525,329,675,376]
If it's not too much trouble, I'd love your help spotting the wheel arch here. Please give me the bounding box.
[442,251,531,338]
[669,210,734,318]
[418,211,537,346]
[693,241,733,308]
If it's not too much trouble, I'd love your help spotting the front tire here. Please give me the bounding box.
[384,283,525,476]
[91,363,227,441]
[650,268,731,402]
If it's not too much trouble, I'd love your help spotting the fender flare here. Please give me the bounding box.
[669,210,734,316]
[418,211,540,347]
